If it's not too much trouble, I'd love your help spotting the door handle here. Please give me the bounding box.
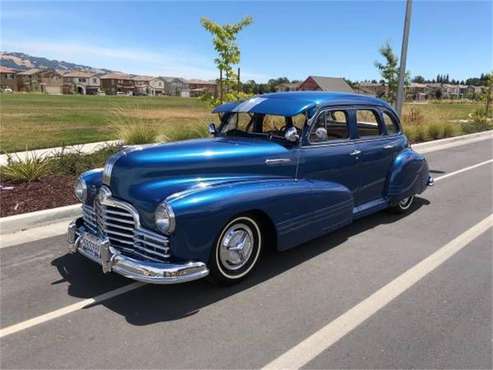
[384,144,395,149]
[265,158,292,165]
[349,150,361,156]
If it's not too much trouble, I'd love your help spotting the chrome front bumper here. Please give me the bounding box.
[67,219,209,284]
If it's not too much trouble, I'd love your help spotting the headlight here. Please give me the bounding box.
[154,201,175,234]
[74,177,87,203]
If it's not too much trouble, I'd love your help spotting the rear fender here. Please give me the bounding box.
[386,148,430,203]
[167,178,353,262]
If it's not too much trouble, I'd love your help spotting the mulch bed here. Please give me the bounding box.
[1,175,79,217]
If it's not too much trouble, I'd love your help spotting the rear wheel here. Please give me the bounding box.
[208,215,262,285]
[389,195,415,214]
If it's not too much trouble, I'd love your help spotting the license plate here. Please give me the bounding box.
[79,234,103,259]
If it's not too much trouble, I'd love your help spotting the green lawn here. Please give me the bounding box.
[0,94,212,153]
[0,94,486,153]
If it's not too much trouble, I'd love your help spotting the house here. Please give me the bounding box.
[100,73,135,95]
[407,82,429,101]
[16,68,63,94]
[132,76,165,96]
[161,77,186,96]
[186,79,218,97]
[39,69,64,94]
[275,82,301,92]
[63,71,100,95]
[0,66,18,91]
[17,68,42,92]
[297,76,353,93]
[353,82,387,97]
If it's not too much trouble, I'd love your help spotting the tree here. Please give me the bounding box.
[481,72,493,117]
[374,42,409,105]
[200,16,253,106]
[412,75,425,83]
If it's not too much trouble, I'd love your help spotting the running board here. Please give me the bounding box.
[353,198,389,220]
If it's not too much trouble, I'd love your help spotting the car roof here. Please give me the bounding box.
[212,91,395,117]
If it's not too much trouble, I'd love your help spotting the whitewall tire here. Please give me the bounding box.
[209,216,262,284]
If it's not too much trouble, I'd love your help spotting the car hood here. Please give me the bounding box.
[108,137,295,218]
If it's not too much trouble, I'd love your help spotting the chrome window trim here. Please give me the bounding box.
[380,108,402,135]
[306,108,351,146]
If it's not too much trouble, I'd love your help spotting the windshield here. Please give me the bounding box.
[218,112,306,140]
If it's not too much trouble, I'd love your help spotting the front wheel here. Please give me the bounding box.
[208,215,262,285]
[388,195,415,214]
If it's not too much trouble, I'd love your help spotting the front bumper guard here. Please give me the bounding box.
[67,219,209,284]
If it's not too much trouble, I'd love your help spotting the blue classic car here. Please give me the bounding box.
[67,92,432,285]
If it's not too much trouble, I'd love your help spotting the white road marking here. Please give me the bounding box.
[262,214,493,370]
[0,282,145,338]
[433,158,493,182]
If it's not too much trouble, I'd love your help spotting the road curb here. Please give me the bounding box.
[0,204,80,235]
[412,130,492,150]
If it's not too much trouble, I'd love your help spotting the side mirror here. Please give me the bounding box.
[208,123,217,137]
[284,127,299,143]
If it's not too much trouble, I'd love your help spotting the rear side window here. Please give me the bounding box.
[382,111,399,135]
[356,110,381,137]
[310,110,349,143]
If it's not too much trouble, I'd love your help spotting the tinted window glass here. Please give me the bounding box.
[310,110,349,143]
[292,113,306,130]
[356,110,381,137]
[382,111,398,134]
[263,115,285,133]
[223,113,253,132]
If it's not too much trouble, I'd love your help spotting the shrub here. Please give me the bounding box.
[117,124,158,145]
[461,119,493,134]
[403,125,418,143]
[0,152,50,183]
[49,146,86,176]
[49,143,123,176]
[403,106,425,126]
[471,107,489,125]
[160,123,209,142]
[427,122,445,140]
[414,124,429,142]
[442,122,459,138]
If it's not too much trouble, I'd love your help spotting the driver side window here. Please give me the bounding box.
[310,110,349,143]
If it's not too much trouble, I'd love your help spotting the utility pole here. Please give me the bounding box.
[396,0,413,116]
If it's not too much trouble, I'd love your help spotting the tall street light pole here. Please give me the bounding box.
[396,0,413,116]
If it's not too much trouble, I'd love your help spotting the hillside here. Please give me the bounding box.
[0,51,114,73]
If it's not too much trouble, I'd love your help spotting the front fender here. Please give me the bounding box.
[386,148,430,203]
[167,178,353,262]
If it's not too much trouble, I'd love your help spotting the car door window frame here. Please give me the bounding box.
[303,107,353,147]
[379,108,402,136]
[353,106,386,142]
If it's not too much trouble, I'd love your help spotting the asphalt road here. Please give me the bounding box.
[1,138,492,369]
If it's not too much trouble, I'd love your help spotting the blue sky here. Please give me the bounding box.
[1,1,491,82]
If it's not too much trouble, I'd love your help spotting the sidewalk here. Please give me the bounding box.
[0,140,121,166]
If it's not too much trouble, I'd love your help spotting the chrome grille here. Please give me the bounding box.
[82,197,170,262]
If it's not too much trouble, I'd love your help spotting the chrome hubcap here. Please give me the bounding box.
[219,223,254,270]
[399,196,414,209]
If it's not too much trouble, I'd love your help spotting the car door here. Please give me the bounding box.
[353,107,401,206]
[299,108,359,197]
